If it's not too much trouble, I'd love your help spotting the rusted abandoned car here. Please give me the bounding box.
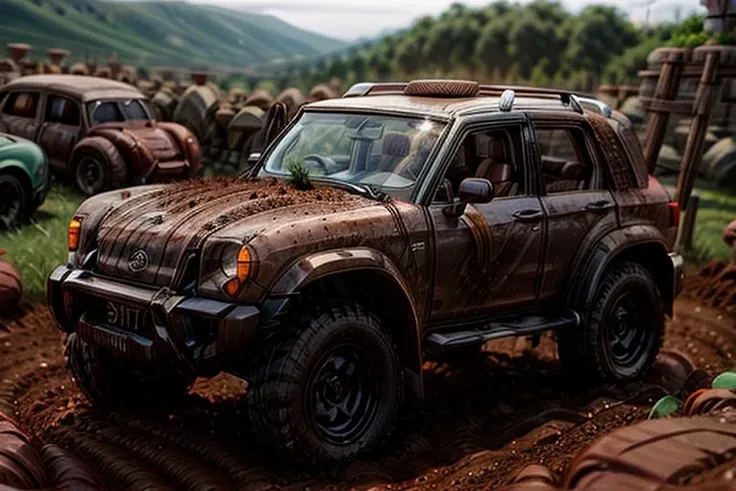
[0,75,200,195]
[48,80,684,464]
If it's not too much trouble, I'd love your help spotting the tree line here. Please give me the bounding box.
[262,1,712,95]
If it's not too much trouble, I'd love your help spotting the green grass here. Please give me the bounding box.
[2,180,734,303]
[659,176,736,265]
[1,0,344,69]
[0,184,83,302]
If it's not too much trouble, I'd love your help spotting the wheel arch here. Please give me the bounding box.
[568,225,675,316]
[262,248,424,399]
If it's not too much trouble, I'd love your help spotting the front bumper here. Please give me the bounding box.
[48,266,259,376]
[670,252,685,298]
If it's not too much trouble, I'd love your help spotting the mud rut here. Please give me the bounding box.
[0,297,734,491]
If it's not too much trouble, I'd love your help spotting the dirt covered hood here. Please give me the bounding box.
[95,178,377,287]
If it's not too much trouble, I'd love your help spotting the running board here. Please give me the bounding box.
[424,309,581,355]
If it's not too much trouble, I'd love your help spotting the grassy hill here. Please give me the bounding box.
[1,0,345,69]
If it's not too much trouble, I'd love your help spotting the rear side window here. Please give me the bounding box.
[45,95,80,126]
[2,92,39,118]
[536,127,593,194]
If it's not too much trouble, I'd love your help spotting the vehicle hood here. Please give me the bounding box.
[90,121,182,161]
[0,133,45,175]
[93,178,381,286]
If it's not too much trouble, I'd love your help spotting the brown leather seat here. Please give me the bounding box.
[377,132,410,171]
[546,160,582,193]
[475,136,514,197]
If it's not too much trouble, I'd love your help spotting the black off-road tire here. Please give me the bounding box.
[558,261,664,384]
[65,333,194,407]
[73,137,127,195]
[0,173,27,229]
[247,301,402,464]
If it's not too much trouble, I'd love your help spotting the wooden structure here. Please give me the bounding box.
[639,45,736,210]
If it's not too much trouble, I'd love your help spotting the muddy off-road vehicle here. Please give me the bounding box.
[0,75,200,195]
[49,80,685,463]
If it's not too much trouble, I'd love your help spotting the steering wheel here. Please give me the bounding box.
[303,154,332,174]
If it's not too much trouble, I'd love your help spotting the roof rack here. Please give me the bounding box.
[342,81,593,114]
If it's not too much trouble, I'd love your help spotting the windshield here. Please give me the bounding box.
[261,112,445,195]
[87,99,150,125]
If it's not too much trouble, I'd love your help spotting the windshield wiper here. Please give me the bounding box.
[310,177,390,203]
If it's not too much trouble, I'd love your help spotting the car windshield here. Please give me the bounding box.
[261,112,445,195]
[87,99,150,125]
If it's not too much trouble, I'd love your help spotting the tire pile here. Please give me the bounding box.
[146,77,339,177]
[0,411,102,491]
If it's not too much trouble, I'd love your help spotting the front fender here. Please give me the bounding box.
[263,247,424,398]
[83,128,155,177]
[567,224,670,312]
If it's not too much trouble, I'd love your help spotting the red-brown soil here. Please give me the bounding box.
[687,260,736,315]
[0,279,734,490]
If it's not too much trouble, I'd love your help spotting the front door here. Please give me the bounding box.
[429,122,544,321]
[0,91,41,140]
[532,120,618,303]
[38,94,82,172]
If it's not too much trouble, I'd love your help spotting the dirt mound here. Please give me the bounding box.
[686,261,736,314]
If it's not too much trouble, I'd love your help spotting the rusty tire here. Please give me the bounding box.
[65,333,194,408]
[247,301,402,465]
[73,137,127,195]
[558,261,664,384]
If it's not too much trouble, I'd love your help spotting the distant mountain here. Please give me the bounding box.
[1,0,346,69]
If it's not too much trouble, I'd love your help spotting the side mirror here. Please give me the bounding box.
[247,152,262,166]
[443,178,494,218]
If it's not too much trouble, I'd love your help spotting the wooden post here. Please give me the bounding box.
[676,193,699,251]
[675,46,736,211]
[642,48,690,173]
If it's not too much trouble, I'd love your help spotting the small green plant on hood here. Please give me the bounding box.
[286,156,312,191]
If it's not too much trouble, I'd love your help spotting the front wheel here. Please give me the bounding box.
[73,137,127,195]
[558,261,664,384]
[247,301,402,464]
[65,333,194,407]
[0,173,27,229]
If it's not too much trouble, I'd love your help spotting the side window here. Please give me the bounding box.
[536,127,593,194]
[434,125,525,203]
[45,95,80,126]
[2,92,39,118]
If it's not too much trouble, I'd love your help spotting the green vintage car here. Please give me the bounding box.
[0,132,50,228]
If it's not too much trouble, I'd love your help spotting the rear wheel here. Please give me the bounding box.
[73,137,126,195]
[247,301,402,464]
[0,173,27,229]
[65,333,194,407]
[558,261,664,384]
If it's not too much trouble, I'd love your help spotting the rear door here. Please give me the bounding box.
[0,91,41,140]
[38,93,82,171]
[531,116,619,304]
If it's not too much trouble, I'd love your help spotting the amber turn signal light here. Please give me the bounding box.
[224,277,241,297]
[68,218,82,251]
[236,246,251,282]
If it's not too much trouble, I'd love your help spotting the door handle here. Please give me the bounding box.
[512,209,543,222]
[585,200,613,212]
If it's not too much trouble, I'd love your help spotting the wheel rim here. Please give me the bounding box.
[77,156,104,194]
[606,291,652,368]
[307,343,380,445]
[0,178,22,228]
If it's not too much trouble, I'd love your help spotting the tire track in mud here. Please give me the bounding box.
[0,300,734,491]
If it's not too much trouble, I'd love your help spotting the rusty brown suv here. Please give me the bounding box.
[0,75,200,195]
[48,80,684,464]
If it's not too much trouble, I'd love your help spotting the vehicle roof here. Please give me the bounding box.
[1,75,145,102]
[307,94,581,120]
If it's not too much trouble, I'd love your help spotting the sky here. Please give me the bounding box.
[186,0,708,40]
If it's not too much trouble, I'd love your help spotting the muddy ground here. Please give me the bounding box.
[0,274,734,491]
